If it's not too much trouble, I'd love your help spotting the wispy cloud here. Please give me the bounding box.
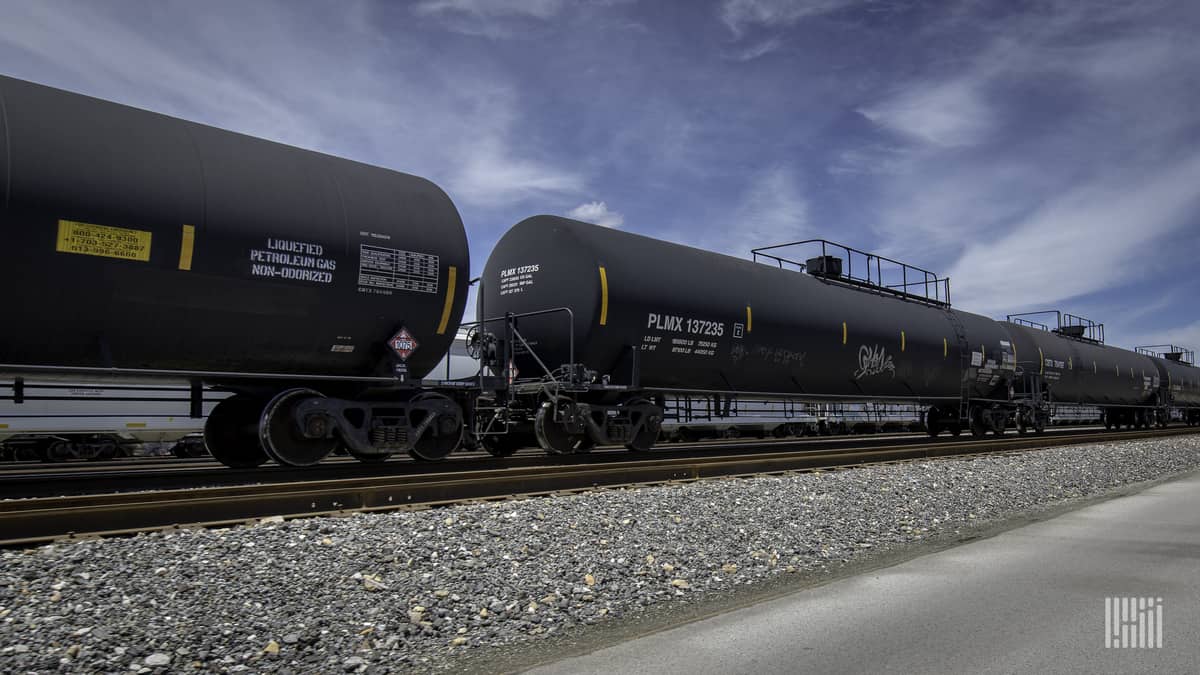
[0,0,587,213]
[947,150,1200,317]
[827,143,908,176]
[684,165,808,257]
[566,200,625,228]
[1118,319,1200,356]
[411,0,639,37]
[719,0,858,36]
[411,0,568,37]
[450,140,584,208]
[413,0,566,19]
[845,2,1200,330]
[858,78,992,148]
[726,37,782,62]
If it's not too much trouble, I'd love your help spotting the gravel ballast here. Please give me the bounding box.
[3,436,1200,673]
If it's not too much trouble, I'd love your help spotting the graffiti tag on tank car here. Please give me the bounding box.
[854,345,895,379]
[498,264,540,296]
[755,346,807,366]
[250,238,336,284]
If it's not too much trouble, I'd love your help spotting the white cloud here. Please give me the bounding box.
[0,1,587,211]
[947,151,1200,318]
[692,165,808,257]
[858,78,992,148]
[738,166,808,239]
[566,200,624,228]
[720,0,858,36]
[413,0,566,19]
[851,3,1200,321]
[412,0,575,37]
[1120,320,1200,356]
[827,143,908,176]
[727,37,782,61]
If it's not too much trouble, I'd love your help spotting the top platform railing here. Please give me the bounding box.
[750,239,951,307]
[1006,310,1105,344]
[1135,345,1195,366]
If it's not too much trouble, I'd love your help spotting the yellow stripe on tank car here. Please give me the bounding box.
[842,322,847,345]
[943,337,948,358]
[1039,347,1044,375]
[746,306,753,332]
[125,422,147,428]
[901,331,906,352]
[435,266,458,335]
[178,224,195,271]
[599,266,609,326]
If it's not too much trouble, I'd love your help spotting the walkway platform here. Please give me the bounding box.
[529,471,1200,674]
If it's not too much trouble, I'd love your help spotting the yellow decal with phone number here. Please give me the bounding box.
[55,219,152,262]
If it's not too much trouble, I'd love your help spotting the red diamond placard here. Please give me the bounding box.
[388,327,419,361]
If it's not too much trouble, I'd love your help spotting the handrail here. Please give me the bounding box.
[1006,310,1105,344]
[750,238,951,306]
[1135,344,1195,366]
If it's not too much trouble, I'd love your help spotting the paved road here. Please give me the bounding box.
[528,472,1200,674]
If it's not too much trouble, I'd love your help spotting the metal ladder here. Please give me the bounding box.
[943,309,972,423]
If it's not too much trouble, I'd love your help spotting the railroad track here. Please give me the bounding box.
[2,427,1195,546]
[0,426,1113,498]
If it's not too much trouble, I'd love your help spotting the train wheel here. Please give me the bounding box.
[260,389,340,467]
[41,440,72,463]
[407,393,464,462]
[87,441,118,461]
[480,434,525,457]
[925,409,941,438]
[534,401,584,455]
[992,415,1007,436]
[205,395,270,469]
[624,398,662,452]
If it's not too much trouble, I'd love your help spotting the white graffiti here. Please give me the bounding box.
[854,344,896,379]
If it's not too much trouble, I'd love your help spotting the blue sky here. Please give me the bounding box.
[1,0,1198,350]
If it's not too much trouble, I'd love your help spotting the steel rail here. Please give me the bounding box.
[2,427,1196,547]
[0,426,1113,498]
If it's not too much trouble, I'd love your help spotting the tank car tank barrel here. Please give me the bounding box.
[0,74,468,381]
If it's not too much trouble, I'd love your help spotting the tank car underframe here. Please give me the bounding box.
[0,364,477,468]
[481,310,1023,454]
[469,308,664,454]
[1100,405,1166,431]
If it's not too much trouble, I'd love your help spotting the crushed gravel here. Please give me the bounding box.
[2,436,1199,673]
